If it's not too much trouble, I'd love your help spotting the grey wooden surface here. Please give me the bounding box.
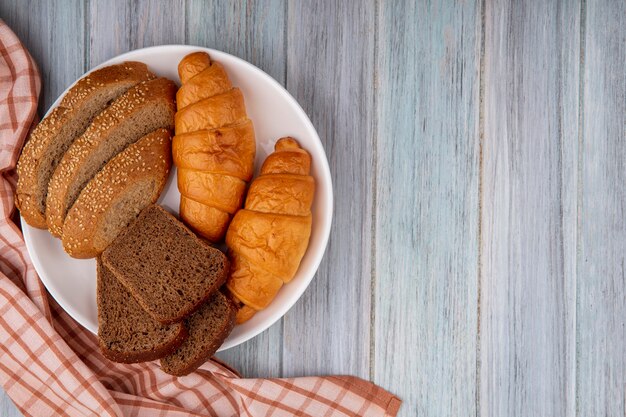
[480,1,580,415]
[1,1,625,416]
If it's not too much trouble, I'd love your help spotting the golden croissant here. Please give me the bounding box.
[173,52,256,241]
[225,137,314,323]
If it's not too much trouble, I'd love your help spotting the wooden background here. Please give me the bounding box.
[1,0,625,416]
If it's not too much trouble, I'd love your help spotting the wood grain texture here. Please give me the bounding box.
[4,1,626,416]
[133,0,185,48]
[0,0,86,111]
[89,0,132,66]
[282,0,375,379]
[375,1,481,416]
[480,1,579,416]
[185,0,287,378]
[577,0,626,415]
[186,0,285,86]
[91,0,186,65]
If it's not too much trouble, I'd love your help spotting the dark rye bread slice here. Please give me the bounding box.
[102,205,230,324]
[160,291,236,376]
[97,258,187,363]
[62,129,172,259]
[16,62,155,229]
[45,78,177,237]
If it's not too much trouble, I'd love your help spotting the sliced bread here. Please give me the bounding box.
[62,129,172,258]
[16,62,155,228]
[160,291,236,376]
[102,205,230,324]
[97,258,187,364]
[46,78,177,237]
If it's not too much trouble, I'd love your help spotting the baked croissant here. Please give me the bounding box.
[173,52,256,241]
[225,137,314,323]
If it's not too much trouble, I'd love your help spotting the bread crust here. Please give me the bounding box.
[102,205,230,325]
[99,326,188,364]
[177,168,246,214]
[176,61,232,109]
[225,138,315,322]
[61,129,172,258]
[177,51,211,84]
[172,120,256,181]
[46,78,176,237]
[97,258,188,364]
[226,290,259,324]
[160,292,237,376]
[179,196,230,241]
[234,304,257,324]
[174,52,256,243]
[174,88,247,134]
[245,174,315,216]
[16,62,154,229]
[226,252,283,310]
[226,209,312,282]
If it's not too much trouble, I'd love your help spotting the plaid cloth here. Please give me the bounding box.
[0,20,401,417]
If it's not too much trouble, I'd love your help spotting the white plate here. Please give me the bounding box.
[22,45,333,351]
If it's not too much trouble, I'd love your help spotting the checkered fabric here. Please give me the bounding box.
[0,19,401,417]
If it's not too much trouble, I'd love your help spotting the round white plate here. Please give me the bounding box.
[22,45,333,351]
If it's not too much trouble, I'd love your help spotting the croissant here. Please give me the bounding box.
[225,137,314,323]
[173,52,256,241]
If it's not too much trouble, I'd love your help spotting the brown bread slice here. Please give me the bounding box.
[46,78,176,237]
[62,129,172,258]
[102,205,230,324]
[160,291,236,376]
[16,62,155,229]
[97,259,187,364]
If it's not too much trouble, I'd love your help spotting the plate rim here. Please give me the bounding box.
[21,44,334,351]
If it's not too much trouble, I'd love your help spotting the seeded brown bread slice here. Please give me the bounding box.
[97,258,187,363]
[46,78,176,237]
[62,129,172,259]
[160,291,236,376]
[102,205,230,324]
[16,62,155,229]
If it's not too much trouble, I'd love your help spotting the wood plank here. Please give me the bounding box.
[186,0,285,87]
[577,1,626,415]
[480,1,579,416]
[186,0,287,378]
[89,0,131,66]
[91,0,185,65]
[375,1,481,415]
[132,0,185,49]
[282,0,375,378]
[0,0,86,111]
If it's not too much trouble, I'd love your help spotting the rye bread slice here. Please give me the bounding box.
[45,78,176,237]
[97,259,187,364]
[101,205,230,324]
[16,62,155,229]
[62,129,172,258]
[160,291,236,376]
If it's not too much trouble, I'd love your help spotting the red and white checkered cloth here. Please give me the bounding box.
[0,20,401,417]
